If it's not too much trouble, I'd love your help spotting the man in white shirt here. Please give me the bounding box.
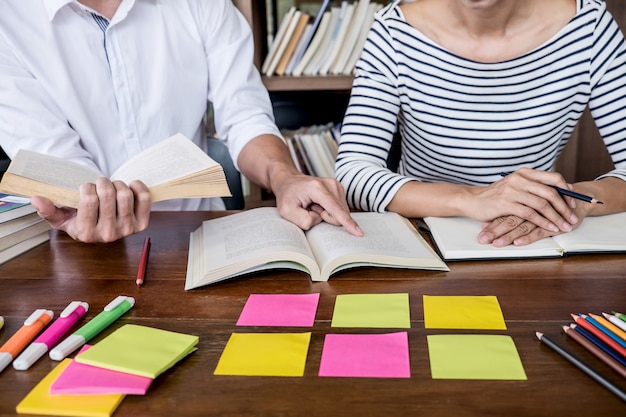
[0,0,362,242]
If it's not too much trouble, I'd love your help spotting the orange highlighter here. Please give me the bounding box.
[0,309,54,373]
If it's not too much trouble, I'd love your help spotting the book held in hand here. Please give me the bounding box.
[185,207,448,289]
[0,134,232,208]
[424,213,626,260]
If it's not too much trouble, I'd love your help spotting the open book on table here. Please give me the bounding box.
[423,212,626,260]
[0,133,231,208]
[185,207,449,289]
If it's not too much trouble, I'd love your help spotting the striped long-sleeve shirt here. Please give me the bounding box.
[336,0,626,212]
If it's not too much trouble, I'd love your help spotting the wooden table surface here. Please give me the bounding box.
[1,211,625,417]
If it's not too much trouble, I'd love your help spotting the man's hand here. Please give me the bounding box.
[273,171,363,237]
[31,178,152,243]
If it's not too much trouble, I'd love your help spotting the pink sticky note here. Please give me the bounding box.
[319,332,411,378]
[50,345,153,395]
[236,293,320,327]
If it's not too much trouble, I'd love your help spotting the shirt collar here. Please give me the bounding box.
[43,0,136,23]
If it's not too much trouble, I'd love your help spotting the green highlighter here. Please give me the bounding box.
[48,295,135,361]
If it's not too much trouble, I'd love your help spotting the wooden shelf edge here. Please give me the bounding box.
[262,75,354,91]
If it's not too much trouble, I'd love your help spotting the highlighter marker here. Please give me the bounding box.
[0,309,54,373]
[13,301,88,371]
[49,295,135,361]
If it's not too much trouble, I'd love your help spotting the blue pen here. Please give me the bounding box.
[499,172,603,204]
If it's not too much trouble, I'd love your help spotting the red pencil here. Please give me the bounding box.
[136,236,151,287]
[563,325,626,379]
[571,314,626,358]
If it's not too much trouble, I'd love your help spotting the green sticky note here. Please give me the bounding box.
[75,324,198,378]
[331,293,410,328]
[214,332,311,377]
[427,334,527,380]
[423,295,507,330]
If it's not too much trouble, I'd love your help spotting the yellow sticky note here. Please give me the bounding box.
[214,332,311,377]
[423,295,506,330]
[427,334,527,380]
[16,359,124,417]
[331,293,411,328]
[75,324,198,378]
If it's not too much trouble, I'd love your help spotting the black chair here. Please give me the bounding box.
[0,147,9,180]
[206,138,245,210]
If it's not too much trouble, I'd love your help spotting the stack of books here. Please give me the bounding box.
[261,0,383,77]
[282,123,340,178]
[0,193,50,265]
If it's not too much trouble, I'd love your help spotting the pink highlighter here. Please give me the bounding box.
[13,301,89,371]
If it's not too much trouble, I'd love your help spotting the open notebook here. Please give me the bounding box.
[423,212,626,260]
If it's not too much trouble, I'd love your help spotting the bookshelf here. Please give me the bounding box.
[234,0,365,207]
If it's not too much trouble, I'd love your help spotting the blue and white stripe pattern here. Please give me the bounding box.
[336,0,626,212]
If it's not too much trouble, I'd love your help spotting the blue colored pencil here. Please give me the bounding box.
[584,314,626,350]
[572,324,626,367]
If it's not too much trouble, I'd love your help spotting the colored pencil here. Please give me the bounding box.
[571,314,626,358]
[590,313,626,342]
[573,324,626,367]
[563,325,626,379]
[536,332,626,402]
[607,312,626,332]
[584,314,626,349]
[136,236,151,287]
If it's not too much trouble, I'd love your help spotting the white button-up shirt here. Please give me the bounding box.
[0,0,282,210]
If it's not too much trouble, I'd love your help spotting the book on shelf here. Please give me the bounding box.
[292,10,332,76]
[342,2,381,75]
[282,123,339,178]
[423,212,626,261]
[185,207,448,289]
[264,8,303,76]
[0,193,37,223]
[0,133,231,209]
[303,5,343,76]
[261,6,297,75]
[331,0,372,75]
[284,22,314,75]
[286,0,332,75]
[274,11,311,76]
[318,2,355,76]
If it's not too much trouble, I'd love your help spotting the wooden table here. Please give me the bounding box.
[1,211,625,416]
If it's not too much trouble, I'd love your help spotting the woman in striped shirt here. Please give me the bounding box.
[336,0,626,247]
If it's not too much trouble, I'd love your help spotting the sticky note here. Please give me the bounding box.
[423,295,507,330]
[16,359,124,417]
[236,293,319,326]
[50,345,152,395]
[331,293,411,328]
[427,334,527,380]
[214,332,311,377]
[319,332,410,378]
[75,324,198,378]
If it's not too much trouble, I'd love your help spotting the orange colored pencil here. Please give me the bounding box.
[563,325,626,379]
[571,314,626,358]
[589,313,626,343]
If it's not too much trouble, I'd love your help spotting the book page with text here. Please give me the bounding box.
[110,134,220,187]
[5,149,102,189]
[306,212,448,279]
[186,207,321,288]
